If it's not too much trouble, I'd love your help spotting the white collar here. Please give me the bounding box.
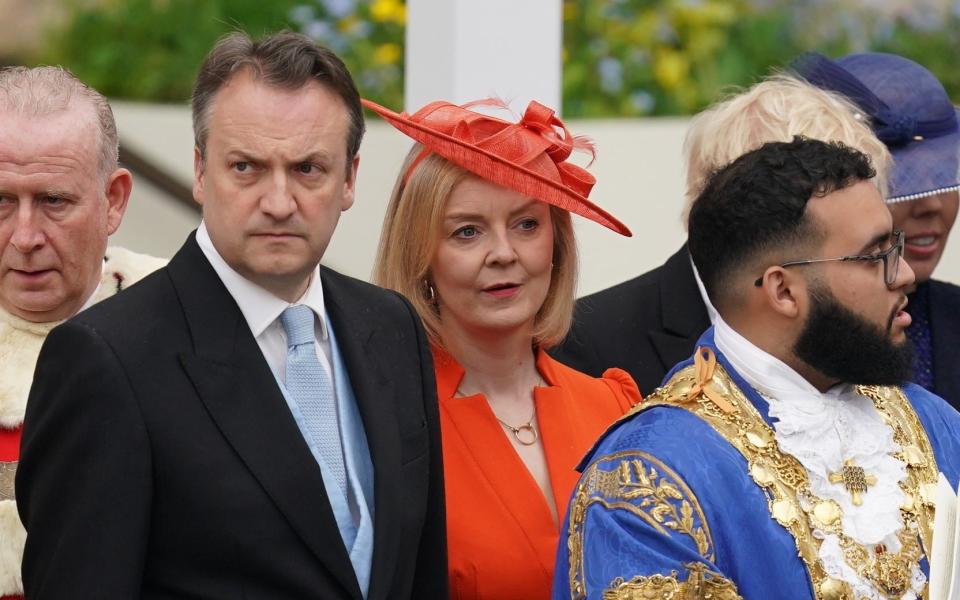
[196,222,328,340]
[689,254,719,325]
[713,315,843,401]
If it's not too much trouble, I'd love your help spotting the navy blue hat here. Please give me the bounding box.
[791,52,960,203]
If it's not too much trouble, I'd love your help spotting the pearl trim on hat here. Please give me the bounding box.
[887,184,960,204]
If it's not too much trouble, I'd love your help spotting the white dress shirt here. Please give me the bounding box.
[196,222,334,385]
[196,223,375,595]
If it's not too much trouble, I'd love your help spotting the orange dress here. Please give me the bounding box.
[435,347,641,600]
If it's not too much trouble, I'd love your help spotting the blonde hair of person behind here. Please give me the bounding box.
[373,144,578,351]
[681,73,893,228]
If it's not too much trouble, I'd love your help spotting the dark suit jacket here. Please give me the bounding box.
[551,244,710,396]
[17,234,447,600]
[928,278,960,410]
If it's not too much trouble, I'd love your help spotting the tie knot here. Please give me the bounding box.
[280,305,316,347]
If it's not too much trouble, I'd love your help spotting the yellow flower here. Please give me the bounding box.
[670,0,738,27]
[628,12,658,46]
[371,0,406,24]
[653,48,690,91]
[373,42,402,65]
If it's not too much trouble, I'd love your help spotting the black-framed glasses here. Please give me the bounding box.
[753,230,904,288]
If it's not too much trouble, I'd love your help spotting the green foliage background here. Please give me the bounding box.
[41,0,302,103]
[35,0,406,111]
[562,0,960,116]
[23,0,960,117]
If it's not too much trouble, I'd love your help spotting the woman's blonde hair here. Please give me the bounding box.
[373,144,578,350]
[682,73,893,227]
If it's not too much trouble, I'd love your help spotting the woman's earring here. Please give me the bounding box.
[423,279,437,304]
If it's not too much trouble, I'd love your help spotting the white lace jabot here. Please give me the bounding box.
[713,317,924,599]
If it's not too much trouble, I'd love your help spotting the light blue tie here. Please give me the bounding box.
[280,305,347,496]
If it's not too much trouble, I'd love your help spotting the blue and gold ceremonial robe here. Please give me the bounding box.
[553,328,960,600]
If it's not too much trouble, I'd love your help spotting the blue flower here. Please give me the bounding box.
[629,91,656,114]
[322,0,357,19]
[289,4,316,24]
[599,57,624,93]
[303,19,335,41]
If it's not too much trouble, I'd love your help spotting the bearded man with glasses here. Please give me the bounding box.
[554,137,960,600]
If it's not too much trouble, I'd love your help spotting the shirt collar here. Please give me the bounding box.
[713,314,846,402]
[689,254,719,325]
[196,221,328,339]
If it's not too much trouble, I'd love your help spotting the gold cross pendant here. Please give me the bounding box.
[828,459,877,506]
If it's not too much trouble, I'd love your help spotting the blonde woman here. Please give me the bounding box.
[367,98,640,600]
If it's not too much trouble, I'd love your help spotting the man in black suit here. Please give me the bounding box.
[554,244,710,395]
[552,74,893,395]
[17,32,446,599]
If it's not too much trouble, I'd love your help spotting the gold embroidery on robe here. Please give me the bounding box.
[857,385,939,558]
[566,450,714,599]
[602,562,742,600]
[631,348,940,599]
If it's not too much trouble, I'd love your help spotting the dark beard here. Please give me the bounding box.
[793,285,913,386]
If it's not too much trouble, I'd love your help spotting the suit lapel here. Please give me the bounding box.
[650,244,711,376]
[440,391,557,579]
[434,349,558,579]
[533,351,593,514]
[321,269,402,600]
[169,235,362,599]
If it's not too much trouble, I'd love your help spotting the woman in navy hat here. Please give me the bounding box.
[795,52,960,409]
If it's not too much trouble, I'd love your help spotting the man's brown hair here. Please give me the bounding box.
[191,31,365,169]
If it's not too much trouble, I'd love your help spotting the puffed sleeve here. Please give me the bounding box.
[553,449,742,600]
[599,367,642,413]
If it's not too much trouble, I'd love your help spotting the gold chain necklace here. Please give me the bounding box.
[457,373,546,447]
[494,373,546,446]
[495,411,539,446]
[796,485,922,597]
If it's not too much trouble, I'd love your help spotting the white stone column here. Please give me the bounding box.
[405,0,563,115]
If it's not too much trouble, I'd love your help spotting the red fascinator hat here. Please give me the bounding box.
[362,98,632,236]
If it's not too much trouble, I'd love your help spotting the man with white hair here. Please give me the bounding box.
[0,66,165,599]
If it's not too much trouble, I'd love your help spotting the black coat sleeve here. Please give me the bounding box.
[402,296,448,600]
[17,320,152,598]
